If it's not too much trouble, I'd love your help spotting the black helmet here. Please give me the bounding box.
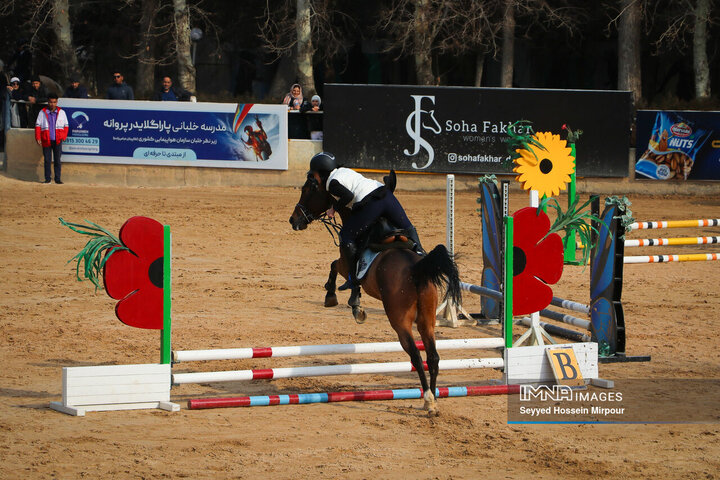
[309,152,337,174]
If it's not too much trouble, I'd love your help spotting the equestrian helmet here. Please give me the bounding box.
[309,152,337,174]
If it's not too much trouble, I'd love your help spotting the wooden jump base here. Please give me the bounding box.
[628,219,720,230]
[172,357,504,385]
[173,338,504,363]
[624,253,719,264]
[187,384,521,409]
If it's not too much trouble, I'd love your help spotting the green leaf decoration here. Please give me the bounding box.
[506,120,546,162]
[59,218,130,291]
[563,124,583,144]
[539,197,606,267]
[605,196,634,237]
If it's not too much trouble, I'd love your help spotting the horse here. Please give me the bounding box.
[289,174,462,416]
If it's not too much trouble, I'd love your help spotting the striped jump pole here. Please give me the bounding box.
[624,236,720,247]
[624,253,719,264]
[172,357,504,385]
[187,384,521,409]
[628,219,720,230]
[173,337,504,363]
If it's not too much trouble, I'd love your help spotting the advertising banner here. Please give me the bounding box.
[324,84,631,177]
[635,110,720,181]
[57,99,288,169]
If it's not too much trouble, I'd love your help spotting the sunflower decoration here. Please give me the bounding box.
[513,131,575,198]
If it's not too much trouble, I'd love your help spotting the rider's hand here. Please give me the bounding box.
[326,207,335,218]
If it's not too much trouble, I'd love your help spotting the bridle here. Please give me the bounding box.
[295,174,343,245]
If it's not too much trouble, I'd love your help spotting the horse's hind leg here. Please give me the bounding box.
[324,260,339,307]
[395,327,434,414]
[417,319,439,416]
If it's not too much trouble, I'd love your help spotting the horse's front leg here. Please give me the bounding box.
[324,260,339,307]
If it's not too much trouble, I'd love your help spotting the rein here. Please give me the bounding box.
[296,202,342,246]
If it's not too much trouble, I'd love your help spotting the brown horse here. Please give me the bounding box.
[289,174,462,415]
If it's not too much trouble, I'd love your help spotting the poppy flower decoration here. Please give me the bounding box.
[513,131,575,198]
[512,207,564,316]
[103,216,165,329]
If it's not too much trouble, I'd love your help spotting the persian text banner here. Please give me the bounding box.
[58,99,288,169]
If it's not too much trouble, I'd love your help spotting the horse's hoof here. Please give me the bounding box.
[423,390,438,416]
[324,295,338,307]
[352,306,366,324]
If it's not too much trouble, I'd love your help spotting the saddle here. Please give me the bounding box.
[356,217,418,281]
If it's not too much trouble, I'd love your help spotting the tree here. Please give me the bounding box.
[50,0,81,84]
[295,0,316,94]
[617,0,642,104]
[500,0,515,87]
[136,0,161,98]
[693,0,711,98]
[173,0,196,93]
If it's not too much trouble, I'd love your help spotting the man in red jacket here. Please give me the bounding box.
[35,93,69,184]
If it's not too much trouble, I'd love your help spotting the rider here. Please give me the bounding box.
[308,152,424,297]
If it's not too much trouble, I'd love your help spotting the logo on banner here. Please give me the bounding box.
[404,95,441,170]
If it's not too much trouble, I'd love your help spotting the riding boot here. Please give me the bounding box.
[406,226,426,255]
[338,242,358,291]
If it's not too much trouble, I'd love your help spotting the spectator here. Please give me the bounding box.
[282,83,303,110]
[35,93,69,184]
[152,76,190,101]
[106,71,134,100]
[300,94,323,140]
[25,76,48,105]
[6,76,27,127]
[25,76,48,125]
[64,75,89,98]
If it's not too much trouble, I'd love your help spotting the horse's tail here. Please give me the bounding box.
[410,244,462,306]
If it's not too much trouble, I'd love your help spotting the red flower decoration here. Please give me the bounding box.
[103,216,164,329]
[512,207,564,315]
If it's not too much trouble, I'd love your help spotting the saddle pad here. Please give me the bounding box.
[357,249,381,281]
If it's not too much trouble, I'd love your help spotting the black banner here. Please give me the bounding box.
[324,84,631,177]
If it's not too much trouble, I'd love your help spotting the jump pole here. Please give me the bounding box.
[628,219,720,230]
[173,337,504,362]
[624,253,719,264]
[624,236,720,247]
[188,384,521,409]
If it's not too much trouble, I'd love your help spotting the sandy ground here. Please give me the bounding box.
[1,173,719,479]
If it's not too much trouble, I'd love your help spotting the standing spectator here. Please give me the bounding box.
[152,76,190,101]
[35,93,68,184]
[106,71,134,100]
[282,83,303,110]
[64,75,89,98]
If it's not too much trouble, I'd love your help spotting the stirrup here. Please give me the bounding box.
[338,278,354,291]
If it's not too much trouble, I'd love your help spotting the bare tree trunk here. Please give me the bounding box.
[51,0,81,84]
[295,0,316,95]
[268,53,298,101]
[475,52,485,87]
[618,0,642,104]
[693,0,711,99]
[173,0,196,93]
[500,0,514,88]
[414,0,435,85]
[136,0,159,99]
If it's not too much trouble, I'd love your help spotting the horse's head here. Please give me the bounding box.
[289,173,332,230]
